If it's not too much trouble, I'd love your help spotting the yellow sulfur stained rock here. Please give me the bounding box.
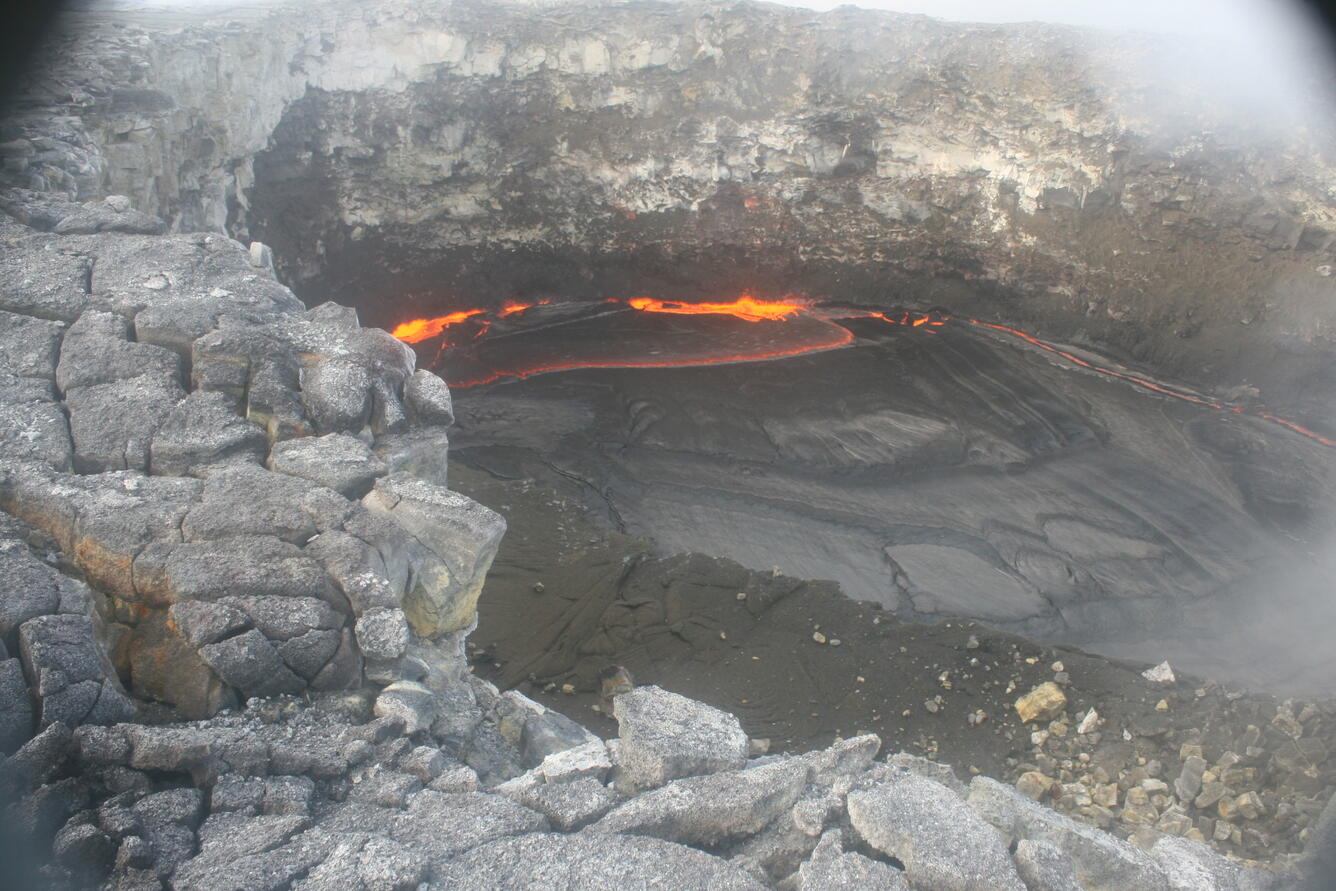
[1015,681,1067,724]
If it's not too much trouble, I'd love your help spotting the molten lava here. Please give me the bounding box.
[391,309,486,343]
[387,296,1333,447]
[627,295,807,322]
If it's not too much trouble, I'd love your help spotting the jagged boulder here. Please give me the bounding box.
[610,685,749,791]
[849,772,1025,891]
[267,432,387,497]
[593,758,809,846]
[796,829,909,890]
[968,776,1170,890]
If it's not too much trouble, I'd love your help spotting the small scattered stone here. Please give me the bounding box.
[1142,661,1175,684]
[1015,682,1067,724]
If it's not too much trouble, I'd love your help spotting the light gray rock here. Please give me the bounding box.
[796,829,909,890]
[0,465,201,599]
[132,535,335,606]
[389,790,548,873]
[361,474,505,636]
[0,720,72,799]
[170,812,317,891]
[428,766,481,793]
[399,745,448,782]
[312,628,364,692]
[374,680,438,733]
[149,389,267,477]
[348,767,423,808]
[1175,755,1207,803]
[295,834,425,891]
[728,797,825,881]
[0,239,92,321]
[0,377,72,469]
[611,685,749,791]
[849,773,1025,891]
[1015,839,1083,891]
[166,601,252,648]
[0,542,62,642]
[403,369,454,427]
[133,787,205,830]
[594,758,809,846]
[181,464,351,545]
[56,309,182,393]
[268,433,388,497]
[369,376,408,435]
[0,657,34,754]
[531,739,613,785]
[428,831,767,890]
[304,528,401,615]
[215,594,344,641]
[198,629,306,698]
[1149,836,1261,891]
[371,428,451,487]
[301,357,372,434]
[968,776,1169,891]
[277,629,342,681]
[354,608,409,661]
[18,613,136,727]
[796,733,881,785]
[51,197,165,235]
[87,232,304,319]
[0,309,63,379]
[507,776,621,832]
[65,372,185,473]
[497,690,600,768]
[884,751,967,797]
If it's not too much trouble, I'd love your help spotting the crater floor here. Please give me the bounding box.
[441,304,1336,697]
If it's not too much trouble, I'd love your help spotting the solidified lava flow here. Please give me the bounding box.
[389,296,1334,447]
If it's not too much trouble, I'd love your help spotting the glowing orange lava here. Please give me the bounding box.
[386,297,1333,447]
[498,299,552,317]
[448,325,855,388]
[627,295,807,322]
[391,309,485,343]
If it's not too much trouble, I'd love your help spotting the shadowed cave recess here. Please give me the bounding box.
[29,0,1336,693]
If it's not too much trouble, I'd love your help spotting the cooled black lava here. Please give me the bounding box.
[416,301,1336,697]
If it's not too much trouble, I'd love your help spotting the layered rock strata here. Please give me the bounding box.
[5,0,1336,423]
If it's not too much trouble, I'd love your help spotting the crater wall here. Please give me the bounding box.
[5,0,1336,427]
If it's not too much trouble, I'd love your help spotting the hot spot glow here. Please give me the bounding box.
[391,309,485,343]
[627,295,807,322]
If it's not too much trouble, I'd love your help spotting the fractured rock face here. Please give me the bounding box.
[611,685,749,791]
[267,432,387,498]
[849,773,1025,891]
[361,474,505,636]
[149,390,267,477]
[19,614,136,729]
[65,373,186,473]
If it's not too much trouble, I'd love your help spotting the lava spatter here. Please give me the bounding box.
[391,309,486,343]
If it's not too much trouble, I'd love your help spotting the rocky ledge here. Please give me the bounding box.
[0,188,1332,889]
